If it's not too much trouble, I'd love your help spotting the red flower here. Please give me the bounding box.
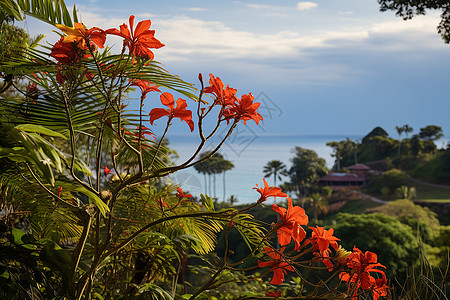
[57,186,62,198]
[106,15,164,59]
[56,22,106,50]
[103,166,111,175]
[222,93,263,125]
[339,247,387,299]
[253,179,287,204]
[307,226,340,252]
[202,73,237,106]
[176,187,192,199]
[265,290,281,298]
[304,226,340,270]
[272,197,308,247]
[50,37,90,64]
[157,198,169,208]
[258,247,293,285]
[373,275,389,300]
[149,92,194,132]
[131,79,161,99]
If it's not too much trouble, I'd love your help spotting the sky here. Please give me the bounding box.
[21,0,450,141]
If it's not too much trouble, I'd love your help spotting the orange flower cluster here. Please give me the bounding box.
[50,16,164,83]
[149,92,194,132]
[253,179,287,204]
[258,247,294,285]
[106,15,164,60]
[203,74,263,125]
[340,247,389,300]
[254,180,389,300]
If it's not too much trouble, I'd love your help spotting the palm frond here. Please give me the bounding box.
[2,0,78,26]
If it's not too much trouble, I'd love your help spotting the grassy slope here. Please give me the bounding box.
[414,182,450,203]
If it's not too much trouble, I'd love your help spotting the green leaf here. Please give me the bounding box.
[0,0,24,20]
[92,293,104,300]
[72,186,109,217]
[15,124,67,139]
[200,194,215,212]
[11,228,26,245]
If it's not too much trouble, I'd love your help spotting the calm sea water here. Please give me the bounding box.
[167,134,362,204]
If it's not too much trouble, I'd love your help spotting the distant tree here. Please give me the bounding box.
[395,185,416,200]
[378,0,450,43]
[346,137,359,165]
[326,141,345,171]
[395,125,405,159]
[217,158,234,202]
[411,135,424,156]
[288,147,328,200]
[194,151,234,200]
[306,192,328,223]
[194,152,213,194]
[403,124,413,138]
[365,169,410,197]
[263,160,287,186]
[419,125,444,141]
[227,195,238,206]
[362,126,389,144]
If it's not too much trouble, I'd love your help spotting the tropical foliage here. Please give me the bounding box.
[0,1,393,299]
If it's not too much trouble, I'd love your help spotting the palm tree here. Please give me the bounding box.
[326,141,345,171]
[403,124,413,138]
[395,185,416,200]
[218,159,234,202]
[263,160,287,186]
[346,138,359,165]
[228,195,238,206]
[307,193,329,224]
[395,125,405,158]
[194,152,234,200]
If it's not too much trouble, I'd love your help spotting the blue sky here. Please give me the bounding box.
[23,0,450,140]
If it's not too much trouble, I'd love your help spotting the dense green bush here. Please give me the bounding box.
[333,213,419,278]
[364,169,410,197]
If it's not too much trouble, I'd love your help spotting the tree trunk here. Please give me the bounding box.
[213,174,217,199]
[223,171,226,202]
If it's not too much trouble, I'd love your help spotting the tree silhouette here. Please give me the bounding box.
[378,0,450,43]
[288,147,328,201]
[263,160,287,186]
[306,192,328,224]
[419,125,443,141]
[395,125,405,159]
[194,151,234,200]
[403,124,413,138]
[326,141,345,171]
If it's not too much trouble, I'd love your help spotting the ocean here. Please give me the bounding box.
[167,133,363,204]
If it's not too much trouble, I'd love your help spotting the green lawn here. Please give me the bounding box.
[323,199,384,225]
[414,182,450,202]
[337,199,384,214]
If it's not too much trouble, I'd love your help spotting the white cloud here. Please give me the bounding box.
[187,7,208,12]
[296,2,318,11]
[339,11,354,15]
[25,6,445,65]
[246,4,283,10]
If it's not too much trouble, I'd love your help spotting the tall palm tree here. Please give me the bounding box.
[194,152,234,200]
[218,159,234,202]
[326,141,345,171]
[307,193,329,224]
[395,125,405,158]
[403,124,413,138]
[263,160,287,186]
